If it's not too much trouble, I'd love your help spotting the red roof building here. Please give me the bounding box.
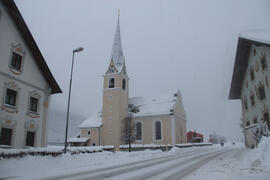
[187,131,203,143]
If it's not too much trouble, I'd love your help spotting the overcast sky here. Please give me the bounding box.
[15,0,270,142]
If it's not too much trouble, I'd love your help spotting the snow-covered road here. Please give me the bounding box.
[39,147,231,180]
[1,142,269,180]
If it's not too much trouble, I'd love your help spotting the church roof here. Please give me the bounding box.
[78,110,102,128]
[129,92,179,118]
[110,14,125,72]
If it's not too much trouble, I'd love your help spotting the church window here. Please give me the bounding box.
[25,131,35,147]
[109,78,115,88]
[155,121,162,140]
[122,79,126,90]
[260,54,267,71]
[258,83,266,100]
[88,130,90,135]
[136,122,142,141]
[250,68,255,81]
[0,128,12,146]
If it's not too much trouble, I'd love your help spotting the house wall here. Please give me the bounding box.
[0,3,51,148]
[240,45,270,147]
[80,128,101,146]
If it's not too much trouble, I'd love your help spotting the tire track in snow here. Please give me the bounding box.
[108,149,230,180]
[42,147,214,180]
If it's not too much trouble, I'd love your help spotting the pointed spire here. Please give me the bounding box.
[111,11,124,71]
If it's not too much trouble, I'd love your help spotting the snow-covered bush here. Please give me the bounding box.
[252,121,269,145]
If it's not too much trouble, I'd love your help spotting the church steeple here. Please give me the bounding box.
[110,11,125,72]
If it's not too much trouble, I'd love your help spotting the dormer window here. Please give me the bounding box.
[109,78,115,88]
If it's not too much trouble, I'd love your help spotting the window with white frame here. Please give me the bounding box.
[9,43,25,73]
[5,88,17,107]
[28,91,41,114]
[2,82,20,110]
[25,131,35,147]
[0,128,12,146]
[29,96,38,113]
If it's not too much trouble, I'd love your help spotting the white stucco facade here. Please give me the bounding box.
[230,31,270,148]
[0,1,61,148]
[240,45,270,147]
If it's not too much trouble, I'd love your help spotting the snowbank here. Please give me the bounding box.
[247,136,270,170]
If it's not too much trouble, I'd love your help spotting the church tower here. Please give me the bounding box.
[101,14,129,148]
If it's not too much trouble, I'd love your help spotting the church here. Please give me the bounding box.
[71,16,187,148]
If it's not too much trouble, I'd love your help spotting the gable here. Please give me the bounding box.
[1,0,62,94]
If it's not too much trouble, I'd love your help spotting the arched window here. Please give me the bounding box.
[109,78,115,88]
[155,121,162,140]
[122,79,126,90]
[263,112,269,128]
[136,122,142,140]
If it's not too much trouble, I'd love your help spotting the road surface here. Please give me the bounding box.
[41,147,238,180]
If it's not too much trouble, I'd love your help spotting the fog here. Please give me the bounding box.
[15,0,270,142]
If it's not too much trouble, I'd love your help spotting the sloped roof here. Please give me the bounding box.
[110,15,125,72]
[79,110,102,128]
[129,92,178,118]
[67,137,89,143]
[2,0,62,94]
[229,30,270,99]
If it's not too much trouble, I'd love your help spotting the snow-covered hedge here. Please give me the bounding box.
[119,144,173,151]
[0,146,104,159]
[175,143,213,148]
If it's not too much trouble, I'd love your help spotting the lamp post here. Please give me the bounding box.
[64,47,83,153]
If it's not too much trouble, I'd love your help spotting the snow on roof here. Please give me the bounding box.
[129,92,178,118]
[239,30,270,45]
[67,137,89,143]
[111,15,125,72]
[78,111,102,128]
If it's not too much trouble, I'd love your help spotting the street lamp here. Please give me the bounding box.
[64,47,84,153]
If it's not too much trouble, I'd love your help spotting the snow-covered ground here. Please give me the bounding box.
[185,137,270,180]
[0,139,269,180]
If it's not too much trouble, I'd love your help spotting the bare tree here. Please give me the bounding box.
[122,113,136,152]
